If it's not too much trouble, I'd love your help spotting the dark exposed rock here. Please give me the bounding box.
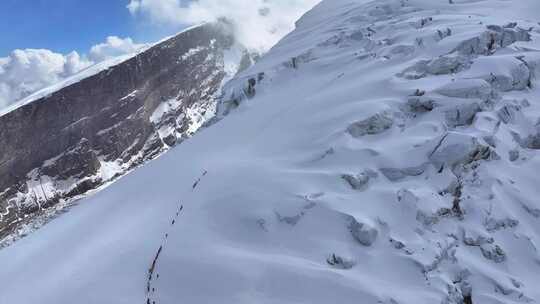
[40,138,101,180]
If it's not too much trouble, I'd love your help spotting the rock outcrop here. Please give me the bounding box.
[0,22,241,242]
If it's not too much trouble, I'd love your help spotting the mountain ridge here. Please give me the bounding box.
[0,21,249,246]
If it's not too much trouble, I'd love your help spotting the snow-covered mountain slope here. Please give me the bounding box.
[2,0,540,303]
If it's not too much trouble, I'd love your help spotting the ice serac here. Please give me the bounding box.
[0,22,241,243]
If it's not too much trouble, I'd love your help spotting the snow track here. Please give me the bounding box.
[146,171,207,304]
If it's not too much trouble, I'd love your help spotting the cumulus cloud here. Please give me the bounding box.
[0,49,80,109]
[0,37,146,109]
[89,36,145,62]
[127,0,321,52]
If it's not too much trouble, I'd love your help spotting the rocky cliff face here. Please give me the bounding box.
[0,22,241,243]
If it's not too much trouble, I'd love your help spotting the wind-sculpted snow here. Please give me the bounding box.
[1,0,540,303]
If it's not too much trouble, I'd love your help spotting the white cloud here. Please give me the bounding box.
[0,37,146,109]
[127,0,321,52]
[64,51,93,76]
[0,49,76,109]
[89,36,145,62]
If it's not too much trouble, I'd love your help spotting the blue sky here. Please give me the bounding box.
[0,0,186,56]
[0,0,319,109]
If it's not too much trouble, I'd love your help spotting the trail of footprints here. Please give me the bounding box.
[145,170,208,304]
